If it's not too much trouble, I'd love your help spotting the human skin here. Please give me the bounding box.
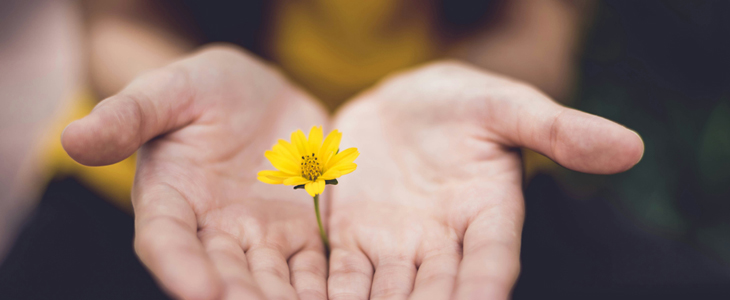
[59,2,614,298]
[9,1,618,298]
[0,0,83,261]
[63,45,643,300]
[63,45,331,300]
[326,61,643,300]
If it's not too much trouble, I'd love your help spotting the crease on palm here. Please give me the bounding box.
[71,48,642,299]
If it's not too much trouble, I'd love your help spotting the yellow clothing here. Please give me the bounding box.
[270,0,436,107]
[42,91,135,212]
[42,0,556,210]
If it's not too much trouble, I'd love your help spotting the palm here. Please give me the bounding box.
[326,61,643,300]
[64,53,642,300]
[138,89,327,299]
[139,100,326,299]
[64,46,329,300]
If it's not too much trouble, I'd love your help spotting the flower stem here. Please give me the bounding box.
[313,194,330,251]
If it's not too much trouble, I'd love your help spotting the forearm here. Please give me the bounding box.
[83,0,196,98]
[0,0,84,260]
[449,0,597,102]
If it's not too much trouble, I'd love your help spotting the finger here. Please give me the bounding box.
[408,249,460,300]
[453,201,524,300]
[370,256,418,300]
[487,84,644,174]
[133,183,222,300]
[61,66,199,166]
[199,231,266,300]
[328,248,374,300]
[246,246,299,300]
[289,247,328,300]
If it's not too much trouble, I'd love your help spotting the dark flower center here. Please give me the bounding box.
[301,153,321,180]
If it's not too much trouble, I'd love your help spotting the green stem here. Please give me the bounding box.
[313,194,330,251]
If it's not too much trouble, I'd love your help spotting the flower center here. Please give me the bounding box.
[301,153,322,180]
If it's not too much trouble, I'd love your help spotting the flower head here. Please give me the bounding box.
[258,126,358,196]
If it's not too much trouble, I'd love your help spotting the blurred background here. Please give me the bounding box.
[0,0,728,299]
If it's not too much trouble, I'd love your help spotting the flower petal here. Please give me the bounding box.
[304,179,326,196]
[258,176,281,184]
[258,170,291,178]
[319,130,342,167]
[304,182,317,197]
[308,126,323,155]
[319,168,341,180]
[291,129,309,157]
[314,179,325,194]
[273,143,298,163]
[331,162,357,175]
[265,150,300,175]
[257,170,292,184]
[283,176,310,186]
[278,139,301,159]
[326,148,359,169]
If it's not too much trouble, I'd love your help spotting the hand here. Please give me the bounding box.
[326,61,644,300]
[62,45,329,300]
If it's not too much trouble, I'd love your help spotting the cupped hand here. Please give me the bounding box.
[326,61,644,300]
[62,45,329,300]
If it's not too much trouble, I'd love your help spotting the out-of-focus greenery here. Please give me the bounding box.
[561,0,730,264]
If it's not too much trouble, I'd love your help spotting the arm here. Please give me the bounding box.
[82,0,197,98]
[449,0,597,102]
[0,0,83,260]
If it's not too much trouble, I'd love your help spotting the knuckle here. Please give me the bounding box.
[420,271,457,285]
[247,248,290,280]
[377,254,414,267]
[292,258,327,278]
[133,228,155,259]
[151,66,195,105]
[329,291,367,300]
[199,231,240,254]
[330,253,369,276]
[370,283,409,299]
[114,94,146,149]
[294,289,327,300]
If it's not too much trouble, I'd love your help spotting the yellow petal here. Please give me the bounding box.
[258,176,283,184]
[304,179,326,196]
[308,126,323,155]
[265,150,300,175]
[314,179,326,194]
[319,168,341,180]
[258,170,291,178]
[291,130,309,157]
[319,130,342,167]
[283,176,310,186]
[257,170,292,184]
[278,139,301,159]
[326,148,359,169]
[331,162,357,175]
[273,143,298,163]
[304,182,317,196]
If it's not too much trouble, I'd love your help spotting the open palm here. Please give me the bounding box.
[62,46,330,300]
[62,49,643,300]
[326,61,644,300]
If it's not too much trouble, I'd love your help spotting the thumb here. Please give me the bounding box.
[62,67,198,166]
[489,85,644,174]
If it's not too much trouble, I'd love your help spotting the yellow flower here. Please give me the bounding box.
[258,126,358,197]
